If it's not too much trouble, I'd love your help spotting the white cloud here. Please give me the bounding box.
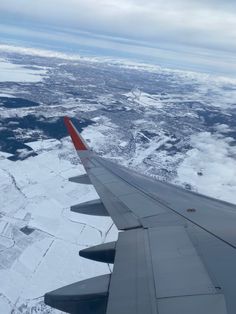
[1,0,236,75]
[176,132,236,204]
[1,0,236,51]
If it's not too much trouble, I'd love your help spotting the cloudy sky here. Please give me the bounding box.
[1,0,236,75]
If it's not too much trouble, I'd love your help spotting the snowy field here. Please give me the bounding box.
[0,138,117,313]
[0,45,236,313]
[0,58,47,83]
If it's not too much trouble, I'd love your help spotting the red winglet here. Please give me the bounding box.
[64,117,88,151]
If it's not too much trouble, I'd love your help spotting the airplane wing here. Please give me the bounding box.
[44,117,236,314]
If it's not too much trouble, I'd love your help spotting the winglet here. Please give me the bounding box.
[64,117,88,151]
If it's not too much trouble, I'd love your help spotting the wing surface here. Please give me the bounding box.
[45,117,236,314]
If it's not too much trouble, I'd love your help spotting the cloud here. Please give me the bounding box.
[1,0,236,48]
[0,0,236,74]
[176,131,236,204]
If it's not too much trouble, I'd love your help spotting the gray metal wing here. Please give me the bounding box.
[44,117,236,314]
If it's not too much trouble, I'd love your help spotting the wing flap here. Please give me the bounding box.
[106,226,227,314]
[106,229,158,314]
[149,225,216,298]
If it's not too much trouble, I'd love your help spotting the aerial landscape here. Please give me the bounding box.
[1,0,236,313]
[1,44,236,313]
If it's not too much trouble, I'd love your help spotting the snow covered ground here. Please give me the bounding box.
[0,58,47,83]
[1,123,235,313]
[82,124,236,205]
[0,138,117,313]
[0,45,236,313]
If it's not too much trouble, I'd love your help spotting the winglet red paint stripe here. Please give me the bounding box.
[64,117,88,151]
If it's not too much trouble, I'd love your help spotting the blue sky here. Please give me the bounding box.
[1,0,236,76]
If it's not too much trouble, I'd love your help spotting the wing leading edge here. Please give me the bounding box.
[44,117,236,314]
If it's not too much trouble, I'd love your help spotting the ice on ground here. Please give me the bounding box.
[0,59,47,83]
